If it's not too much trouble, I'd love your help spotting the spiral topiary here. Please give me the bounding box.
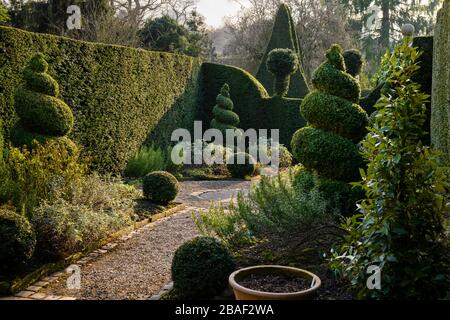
[210,83,241,137]
[226,152,256,179]
[291,44,368,215]
[0,208,36,274]
[11,53,76,153]
[267,48,299,96]
[171,236,235,299]
[143,171,179,204]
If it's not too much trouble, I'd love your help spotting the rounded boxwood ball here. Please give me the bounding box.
[143,171,179,204]
[171,236,235,299]
[226,152,256,178]
[0,208,36,274]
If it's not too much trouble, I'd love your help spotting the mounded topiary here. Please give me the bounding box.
[267,48,299,97]
[171,236,235,299]
[343,49,363,78]
[0,208,36,274]
[255,3,309,98]
[210,83,241,135]
[291,44,368,215]
[143,171,179,204]
[11,53,76,153]
[226,152,256,179]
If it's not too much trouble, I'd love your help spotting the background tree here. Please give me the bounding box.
[0,2,10,24]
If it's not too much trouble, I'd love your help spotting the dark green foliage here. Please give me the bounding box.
[291,127,363,182]
[360,81,383,115]
[171,236,235,299]
[332,39,449,299]
[0,208,36,274]
[226,152,256,179]
[210,84,240,134]
[0,120,3,163]
[0,26,201,173]
[343,49,363,77]
[13,53,75,144]
[267,48,299,96]
[293,167,364,216]
[0,3,9,24]
[312,46,361,103]
[412,36,433,145]
[300,92,368,141]
[255,4,309,98]
[143,171,179,204]
[292,44,367,214]
[200,63,306,147]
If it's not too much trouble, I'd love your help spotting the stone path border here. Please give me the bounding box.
[2,204,188,301]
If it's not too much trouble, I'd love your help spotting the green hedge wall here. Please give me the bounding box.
[200,62,306,147]
[0,26,201,173]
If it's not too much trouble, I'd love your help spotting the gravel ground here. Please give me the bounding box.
[40,180,253,300]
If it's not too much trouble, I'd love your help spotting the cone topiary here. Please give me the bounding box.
[11,53,76,153]
[210,83,241,136]
[291,44,368,215]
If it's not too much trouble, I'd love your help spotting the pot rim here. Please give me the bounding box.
[229,265,321,298]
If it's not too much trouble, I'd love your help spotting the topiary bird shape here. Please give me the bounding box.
[11,53,77,153]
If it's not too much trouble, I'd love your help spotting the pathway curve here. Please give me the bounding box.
[36,180,253,300]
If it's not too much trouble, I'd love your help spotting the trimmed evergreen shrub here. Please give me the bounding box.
[12,53,76,152]
[143,171,179,204]
[0,119,3,164]
[255,3,309,98]
[210,83,240,135]
[171,236,235,299]
[200,63,307,147]
[291,44,368,214]
[0,208,36,274]
[431,1,450,165]
[0,26,201,173]
[226,152,256,179]
[343,49,363,77]
[267,48,299,97]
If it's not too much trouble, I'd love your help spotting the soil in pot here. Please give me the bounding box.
[237,273,311,293]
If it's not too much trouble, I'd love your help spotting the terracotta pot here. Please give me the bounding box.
[229,265,321,300]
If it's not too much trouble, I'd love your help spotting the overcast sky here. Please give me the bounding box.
[196,0,250,28]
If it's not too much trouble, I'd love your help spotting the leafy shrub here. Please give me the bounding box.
[291,44,367,214]
[124,145,166,178]
[32,199,132,261]
[226,152,256,179]
[331,39,450,299]
[12,53,75,150]
[194,168,340,251]
[0,207,36,274]
[343,49,363,77]
[171,236,235,299]
[0,141,86,215]
[267,48,299,96]
[143,171,179,204]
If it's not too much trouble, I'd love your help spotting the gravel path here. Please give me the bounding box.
[40,180,254,300]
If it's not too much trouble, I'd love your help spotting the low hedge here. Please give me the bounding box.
[0,26,201,173]
[201,63,306,147]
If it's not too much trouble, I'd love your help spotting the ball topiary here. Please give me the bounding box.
[0,208,36,274]
[143,171,179,204]
[226,152,256,179]
[267,48,299,96]
[291,44,368,215]
[12,53,76,152]
[171,236,235,299]
[343,49,363,77]
[210,83,241,138]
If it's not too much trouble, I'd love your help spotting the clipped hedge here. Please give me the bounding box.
[0,26,201,173]
[431,1,450,165]
[201,63,306,147]
[255,4,309,98]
